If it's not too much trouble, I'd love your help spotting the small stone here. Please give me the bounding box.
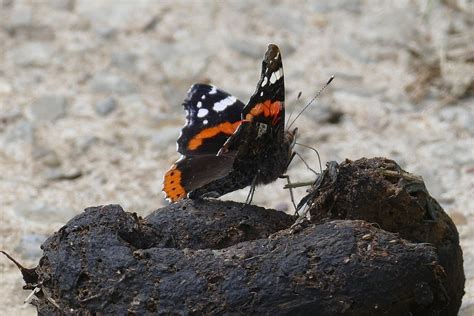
[263,7,305,34]
[152,42,211,80]
[0,80,13,94]
[95,26,117,39]
[448,211,468,226]
[8,5,33,29]
[95,97,117,116]
[3,120,34,143]
[43,168,82,181]
[49,0,75,11]
[273,202,289,213]
[89,73,138,94]
[8,43,54,67]
[15,234,47,261]
[151,126,181,150]
[76,135,98,152]
[14,200,76,223]
[312,0,361,13]
[32,146,62,167]
[111,52,137,72]
[29,95,68,121]
[227,38,267,59]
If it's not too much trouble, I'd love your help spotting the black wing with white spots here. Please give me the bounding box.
[177,84,245,156]
[242,44,285,127]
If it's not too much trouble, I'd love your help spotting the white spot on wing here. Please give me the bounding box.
[201,95,206,100]
[260,91,263,96]
[213,96,236,112]
[270,73,277,84]
[197,108,209,118]
[203,119,208,125]
[197,101,202,108]
[261,76,268,87]
[270,67,283,84]
[209,86,217,94]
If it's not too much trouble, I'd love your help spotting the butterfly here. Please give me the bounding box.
[163,44,297,203]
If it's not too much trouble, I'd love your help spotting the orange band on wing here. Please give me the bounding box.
[245,100,282,124]
[163,165,186,202]
[188,121,242,150]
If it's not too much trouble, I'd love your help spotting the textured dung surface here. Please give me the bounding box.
[304,157,465,314]
[34,204,449,315]
[146,199,295,250]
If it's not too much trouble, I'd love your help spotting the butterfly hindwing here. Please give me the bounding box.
[242,44,285,127]
[163,155,235,202]
[177,84,245,156]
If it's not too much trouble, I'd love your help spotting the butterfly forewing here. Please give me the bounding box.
[242,44,285,128]
[177,84,245,156]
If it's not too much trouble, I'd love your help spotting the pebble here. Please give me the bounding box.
[29,95,68,121]
[3,119,33,142]
[111,52,137,72]
[227,38,267,59]
[14,200,76,223]
[43,168,82,181]
[15,234,48,261]
[7,5,33,29]
[311,0,361,13]
[0,80,13,94]
[8,42,54,67]
[95,96,117,116]
[152,42,211,80]
[32,146,62,167]
[151,126,181,150]
[89,73,138,94]
[448,211,468,226]
[49,0,75,11]
[263,7,305,34]
[76,135,98,152]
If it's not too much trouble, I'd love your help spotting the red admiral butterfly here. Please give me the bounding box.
[163,44,297,202]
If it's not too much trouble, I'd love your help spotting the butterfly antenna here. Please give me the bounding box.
[295,142,323,174]
[287,75,334,130]
[285,91,303,127]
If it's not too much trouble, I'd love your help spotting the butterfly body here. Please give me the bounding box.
[189,119,295,199]
[163,44,296,202]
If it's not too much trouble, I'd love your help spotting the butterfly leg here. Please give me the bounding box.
[240,173,259,210]
[279,174,298,215]
[245,174,258,205]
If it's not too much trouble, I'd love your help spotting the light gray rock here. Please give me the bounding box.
[263,7,306,34]
[43,168,82,181]
[151,126,181,150]
[95,96,117,116]
[227,38,267,59]
[8,42,54,67]
[89,73,138,94]
[15,234,47,261]
[8,5,33,29]
[76,135,98,152]
[152,42,212,80]
[439,104,474,134]
[14,200,77,223]
[311,0,361,13]
[29,95,68,121]
[32,146,62,167]
[3,120,34,143]
[49,0,75,11]
[111,52,137,72]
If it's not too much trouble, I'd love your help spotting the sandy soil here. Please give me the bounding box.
[0,0,472,314]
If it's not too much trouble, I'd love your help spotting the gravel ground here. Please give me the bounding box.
[0,1,472,315]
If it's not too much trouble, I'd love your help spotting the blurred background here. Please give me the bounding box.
[0,0,472,314]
